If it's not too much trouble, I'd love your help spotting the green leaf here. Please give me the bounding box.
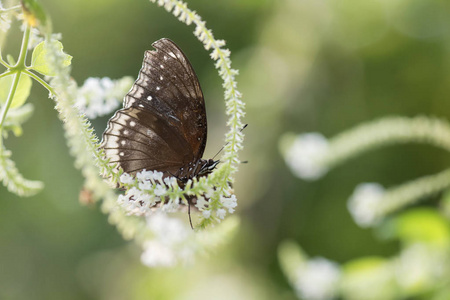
[341,257,398,300]
[393,208,450,247]
[31,40,72,76]
[0,73,32,109]
[6,54,15,66]
[3,104,35,136]
[277,240,308,283]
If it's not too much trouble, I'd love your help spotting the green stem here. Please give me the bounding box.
[0,70,14,79]
[0,25,31,130]
[0,72,20,129]
[14,25,31,69]
[0,55,10,69]
[23,70,55,96]
[0,5,21,13]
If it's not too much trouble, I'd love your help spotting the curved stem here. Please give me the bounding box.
[375,168,450,220]
[0,72,20,129]
[0,54,10,69]
[323,116,450,168]
[0,70,14,79]
[23,70,55,96]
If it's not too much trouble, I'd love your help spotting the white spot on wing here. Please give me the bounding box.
[130,121,136,127]
[147,95,152,101]
[120,152,124,156]
[159,76,163,81]
[169,52,176,58]
[156,86,160,91]
[160,64,164,69]
[146,129,156,138]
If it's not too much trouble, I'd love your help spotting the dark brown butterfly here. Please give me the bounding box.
[101,38,218,184]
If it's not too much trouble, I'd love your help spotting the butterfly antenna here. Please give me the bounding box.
[168,171,182,182]
[212,124,248,160]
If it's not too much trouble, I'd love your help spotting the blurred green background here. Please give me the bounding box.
[2,0,450,299]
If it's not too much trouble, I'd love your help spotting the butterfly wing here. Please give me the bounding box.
[101,99,192,176]
[123,38,207,161]
[101,38,207,176]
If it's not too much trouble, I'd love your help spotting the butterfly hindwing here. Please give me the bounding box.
[102,101,193,176]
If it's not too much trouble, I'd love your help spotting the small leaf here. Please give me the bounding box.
[4,103,34,126]
[11,125,23,136]
[0,74,32,108]
[31,40,72,76]
[3,104,35,136]
[6,54,15,66]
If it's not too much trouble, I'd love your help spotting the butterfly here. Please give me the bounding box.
[101,38,219,185]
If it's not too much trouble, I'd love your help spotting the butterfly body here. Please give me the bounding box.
[101,38,218,183]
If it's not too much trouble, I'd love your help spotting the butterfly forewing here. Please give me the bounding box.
[101,38,209,178]
[123,38,207,161]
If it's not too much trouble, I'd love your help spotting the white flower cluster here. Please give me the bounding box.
[141,212,195,267]
[28,28,62,50]
[75,76,134,119]
[294,257,341,300]
[118,170,176,215]
[347,183,385,227]
[284,133,329,180]
[118,169,238,223]
[0,4,12,33]
[395,243,446,291]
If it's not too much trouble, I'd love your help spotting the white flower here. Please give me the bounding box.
[139,180,153,190]
[220,194,237,213]
[202,209,211,219]
[395,244,446,291]
[75,76,133,119]
[147,213,188,244]
[136,169,153,182]
[27,28,62,50]
[347,183,385,227]
[216,208,226,220]
[117,194,127,205]
[141,213,194,267]
[161,200,180,213]
[153,184,167,196]
[284,133,329,180]
[0,12,11,33]
[163,176,178,188]
[141,240,176,267]
[195,196,209,210]
[295,258,341,300]
[152,171,164,184]
[119,173,134,185]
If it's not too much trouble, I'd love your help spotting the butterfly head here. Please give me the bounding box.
[175,158,219,184]
[198,159,220,177]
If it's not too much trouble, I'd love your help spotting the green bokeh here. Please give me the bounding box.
[1,0,450,299]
